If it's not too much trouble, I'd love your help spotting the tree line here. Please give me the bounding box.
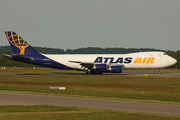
[0,46,168,55]
[0,45,179,68]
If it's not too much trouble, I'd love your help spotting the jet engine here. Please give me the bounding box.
[109,65,123,73]
[93,64,123,73]
[94,64,107,71]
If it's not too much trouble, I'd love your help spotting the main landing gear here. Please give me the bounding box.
[86,69,103,75]
[86,70,91,75]
[158,69,162,74]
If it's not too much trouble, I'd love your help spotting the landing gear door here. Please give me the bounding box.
[159,53,161,57]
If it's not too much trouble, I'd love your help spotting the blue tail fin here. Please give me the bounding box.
[5,31,40,55]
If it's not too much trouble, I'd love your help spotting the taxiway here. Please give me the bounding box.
[0,92,180,116]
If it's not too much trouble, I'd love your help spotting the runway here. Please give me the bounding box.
[122,72,180,76]
[0,92,180,116]
[1,72,180,76]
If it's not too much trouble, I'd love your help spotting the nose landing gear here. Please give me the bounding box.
[158,69,162,74]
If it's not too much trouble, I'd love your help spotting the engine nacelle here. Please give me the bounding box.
[110,65,123,73]
[93,64,123,73]
[94,64,107,71]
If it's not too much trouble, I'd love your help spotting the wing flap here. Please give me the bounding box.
[69,61,94,69]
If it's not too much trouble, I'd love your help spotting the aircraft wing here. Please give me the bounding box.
[69,60,124,69]
[69,61,94,69]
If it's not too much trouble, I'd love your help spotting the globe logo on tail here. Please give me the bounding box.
[6,31,29,55]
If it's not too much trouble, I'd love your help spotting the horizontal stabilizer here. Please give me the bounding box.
[12,54,33,62]
[6,54,33,62]
[4,54,11,58]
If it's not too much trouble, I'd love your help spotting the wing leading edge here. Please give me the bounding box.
[69,60,124,74]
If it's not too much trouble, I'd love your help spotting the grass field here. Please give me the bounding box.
[0,68,180,103]
[0,105,180,120]
[0,68,180,119]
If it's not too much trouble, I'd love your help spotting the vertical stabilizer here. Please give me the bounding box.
[5,31,40,55]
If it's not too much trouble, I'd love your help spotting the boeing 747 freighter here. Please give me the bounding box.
[4,31,177,74]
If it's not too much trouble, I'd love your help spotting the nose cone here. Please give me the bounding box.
[168,57,177,66]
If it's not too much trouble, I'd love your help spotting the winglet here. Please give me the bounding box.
[5,31,40,55]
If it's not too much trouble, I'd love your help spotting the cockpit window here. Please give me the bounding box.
[163,53,166,55]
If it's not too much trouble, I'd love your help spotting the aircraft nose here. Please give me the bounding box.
[169,57,177,66]
[173,58,177,64]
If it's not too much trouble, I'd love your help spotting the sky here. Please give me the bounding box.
[0,0,180,51]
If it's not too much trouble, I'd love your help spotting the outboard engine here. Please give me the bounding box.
[110,65,123,73]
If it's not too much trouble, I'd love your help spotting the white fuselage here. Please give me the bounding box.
[43,52,177,71]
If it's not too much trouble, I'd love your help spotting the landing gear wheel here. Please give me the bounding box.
[85,70,103,75]
[158,69,162,74]
[86,70,91,75]
[158,71,162,74]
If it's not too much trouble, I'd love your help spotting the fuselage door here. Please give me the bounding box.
[159,53,161,57]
